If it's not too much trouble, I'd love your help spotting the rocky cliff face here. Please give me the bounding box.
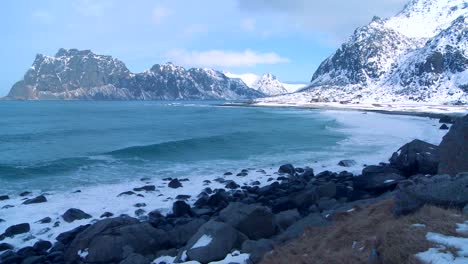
[6,49,264,100]
[299,0,468,104]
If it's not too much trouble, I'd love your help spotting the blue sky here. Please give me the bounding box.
[0,0,408,96]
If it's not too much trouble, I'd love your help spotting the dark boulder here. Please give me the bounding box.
[278,164,295,175]
[1,223,30,238]
[338,160,357,167]
[314,181,337,199]
[354,165,405,192]
[274,213,329,243]
[0,195,9,201]
[172,201,192,217]
[184,220,245,263]
[241,239,275,264]
[167,218,206,248]
[100,212,114,218]
[225,181,240,189]
[64,216,169,263]
[438,114,468,175]
[22,195,47,205]
[117,191,136,197]
[439,124,449,130]
[439,115,456,124]
[133,185,156,192]
[62,208,92,223]
[36,217,52,224]
[33,240,52,252]
[56,224,91,247]
[168,179,183,189]
[274,209,301,231]
[0,243,13,252]
[218,202,276,240]
[394,173,468,216]
[389,139,439,176]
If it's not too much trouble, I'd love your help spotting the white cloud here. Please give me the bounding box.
[32,10,54,24]
[237,0,408,39]
[152,6,171,25]
[165,49,289,68]
[240,18,256,32]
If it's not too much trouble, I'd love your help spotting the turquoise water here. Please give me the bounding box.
[0,101,346,192]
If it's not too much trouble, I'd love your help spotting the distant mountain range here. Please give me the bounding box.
[260,0,468,105]
[5,49,264,100]
[224,72,307,96]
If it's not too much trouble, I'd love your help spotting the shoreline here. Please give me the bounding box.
[220,101,468,119]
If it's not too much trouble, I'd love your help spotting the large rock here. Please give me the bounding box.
[184,220,245,263]
[64,216,169,263]
[218,203,276,240]
[167,219,206,248]
[278,164,295,176]
[354,166,405,192]
[1,223,30,239]
[274,213,329,243]
[274,209,301,231]
[389,139,439,176]
[394,173,468,216]
[241,239,275,263]
[62,208,92,223]
[438,114,468,175]
[172,201,192,217]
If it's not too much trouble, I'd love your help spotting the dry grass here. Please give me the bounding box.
[261,199,467,264]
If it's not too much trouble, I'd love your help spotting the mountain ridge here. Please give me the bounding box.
[6,49,264,100]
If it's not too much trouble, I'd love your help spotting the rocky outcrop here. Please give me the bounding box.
[438,114,468,175]
[6,49,264,101]
[64,216,168,263]
[394,173,468,216]
[389,139,439,176]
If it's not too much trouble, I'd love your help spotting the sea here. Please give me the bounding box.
[0,101,446,247]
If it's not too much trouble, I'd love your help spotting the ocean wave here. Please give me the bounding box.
[105,132,257,161]
[0,157,106,178]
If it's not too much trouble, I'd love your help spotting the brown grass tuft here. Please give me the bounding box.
[261,199,467,264]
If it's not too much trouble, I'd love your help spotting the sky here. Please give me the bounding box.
[0,0,409,96]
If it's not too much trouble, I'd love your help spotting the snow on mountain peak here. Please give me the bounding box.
[223,72,307,95]
[385,0,468,39]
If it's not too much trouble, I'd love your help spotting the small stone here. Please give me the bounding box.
[224,172,233,176]
[168,179,183,189]
[117,191,136,197]
[23,195,47,205]
[176,195,191,200]
[133,185,156,192]
[20,191,32,197]
[100,212,114,218]
[62,208,92,223]
[36,217,52,224]
[134,203,147,208]
[0,195,9,201]
[439,124,449,130]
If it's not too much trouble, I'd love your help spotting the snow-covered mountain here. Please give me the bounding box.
[6,49,264,100]
[262,0,468,105]
[224,72,307,95]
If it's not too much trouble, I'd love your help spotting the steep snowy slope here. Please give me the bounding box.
[274,0,468,105]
